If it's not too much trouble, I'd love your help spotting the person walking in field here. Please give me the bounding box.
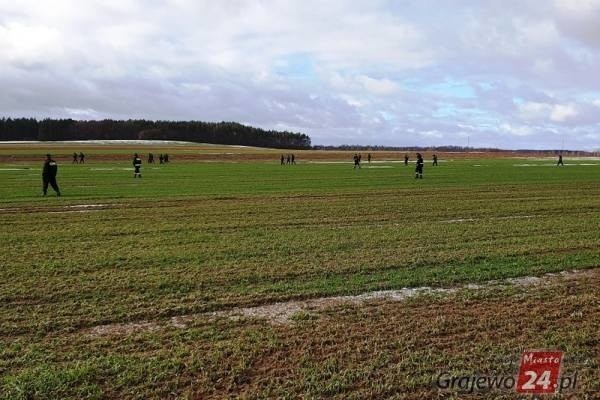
[557,154,564,166]
[353,154,361,169]
[292,154,296,164]
[286,154,291,164]
[42,154,61,196]
[159,154,164,164]
[72,152,78,164]
[415,153,424,179]
[433,154,438,166]
[133,153,142,178]
[368,153,371,163]
[280,154,285,165]
[404,154,409,166]
[164,154,169,163]
[78,152,85,164]
[148,153,154,164]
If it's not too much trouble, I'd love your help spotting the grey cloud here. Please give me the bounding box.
[1,1,600,149]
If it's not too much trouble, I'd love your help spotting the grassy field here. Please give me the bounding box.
[0,143,598,399]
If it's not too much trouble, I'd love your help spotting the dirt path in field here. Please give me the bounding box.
[88,268,597,336]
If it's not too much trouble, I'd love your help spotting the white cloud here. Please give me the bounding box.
[0,22,63,65]
[358,75,400,95]
[501,123,534,137]
[519,102,578,123]
[550,104,578,122]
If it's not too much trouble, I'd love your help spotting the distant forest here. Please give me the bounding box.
[0,118,312,149]
[314,144,596,155]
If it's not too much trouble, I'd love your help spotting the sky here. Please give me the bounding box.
[1,0,600,149]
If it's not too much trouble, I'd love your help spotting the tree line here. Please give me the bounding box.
[0,118,312,149]
[313,144,596,155]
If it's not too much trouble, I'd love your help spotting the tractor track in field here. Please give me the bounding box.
[87,267,598,337]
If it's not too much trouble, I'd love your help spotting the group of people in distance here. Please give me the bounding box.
[280,154,296,165]
[351,152,437,178]
[351,153,375,169]
[39,152,569,197]
[40,152,171,195]
[133,153,171,178]
[71,152,85,164]
[147,153,169,164]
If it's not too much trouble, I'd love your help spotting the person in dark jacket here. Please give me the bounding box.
[415,153,424,179]
[133,153,142,178]
[557,154,564,166]
[42,154,61,196]
[72,152,78,164]
[433,154,438,166]
[78,152,85,164]
[404,154,409,166]
[353,153,361,169]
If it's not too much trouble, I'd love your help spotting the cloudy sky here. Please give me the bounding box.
[1,0,600,149]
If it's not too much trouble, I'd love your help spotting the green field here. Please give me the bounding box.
[1,147,598,399]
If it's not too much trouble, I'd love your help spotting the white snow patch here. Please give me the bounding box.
[90,168,135,171]
[495,215,537,220]
[1,140,196,146]
[88,268,595,335]
[441,215,538,224]
[442,218,477,223]
[65,204,110,209]
[512,164,556,167]
[47,209,104,214]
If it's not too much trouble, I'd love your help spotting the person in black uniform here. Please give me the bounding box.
[291,154,296,164]
[415,153,424,179]
[159,154,164,164]
[79,152,85,164]
[353,154,361,169]
[42,154,61,196]
[557,154,564,166]
[367,153,371,163]
[404,154,409,166]
[72,152,78,164]
[164,153,169,163]
[280,154,285,165]
[148,153,154,164]
[433,154,438,166]
[133,153,142,178]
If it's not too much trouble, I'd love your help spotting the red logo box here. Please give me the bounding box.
[516,351,563,394]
